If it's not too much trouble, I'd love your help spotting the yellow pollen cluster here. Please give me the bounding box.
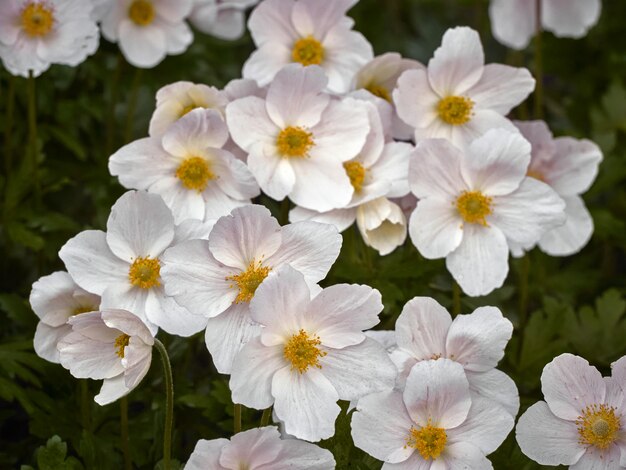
[437,96,474,125]
[344,161,366,192]
[576,404,621,450]
[455,190,493,226]
[365,84,391,103]
[128,0,155,26]
[292,36,324,66]
[175,156,215,192]
[72,306,95,315]
[405,421,447,460]
[276,126,314,158]
[179,105,200,118]
[21,2,54,37]
[226,260,271,303]
[128,257,161,289]
[284,329,327,373]
[115,334,130,358]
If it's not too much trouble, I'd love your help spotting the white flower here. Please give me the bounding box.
[59,190,208,337]
[0,0,99,77]
[189,0,260,41]
[29,271,100,363]
[109,109,259,224]
[226,64,370,212]
[516,353,626,468]
[351,359,514,469]
[148,81,229,137]
[355,198,407,256]
[58,309,154,405]
[185,426,335,469]
[408,128,566,296]
[100,0,193,68]
[390,296,519,417]
[394,26,535,148]
[229,265,396,441]
[489,0,602,50]
[513,120,603,256]
[161,204,342,374]
[243,0,372,93]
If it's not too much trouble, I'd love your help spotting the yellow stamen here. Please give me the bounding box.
[437,96,474,125]
[276,126,314,158]
[73,306,95,315]
[576,404,621,450]
[292,36,324,66]
[175,157,215,192]
[179,105,199,118]
[365,84,391,103]
[128,257,161,289]
[21,2,54,37]
[128,0,155,26]
[226,260,271,303]
[405,421,447,460]
[284,329,327,373]
[115,334,130,358]
[527,169,546,182]
[344,161,366,193]
[455,190,493,226]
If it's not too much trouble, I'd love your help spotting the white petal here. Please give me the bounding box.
[247,145,296,201]
[118,21,167,69]
[242,44,292,88]
[409,139,467,200]
[467,64,535,115]
[220,427,282,469]
[145,289,207,337]
[95,375,130,406]
[466,369,520,417]
[455,109,518,148]
[288,206,356,233]
[99,285,156,336]
[210,149,260,200]
[34,322,72,364]
[356,199,407,256]
[122,339,152,391]
[321,26,373,94]
[440,442,494,470]
[394,69,440,130]
[409,198,463,259]
[225,96,278,151]
[100,308,154,345]
[149,176,206,224]
[108,137,174,190]
[515,401,585,465]
[488,0,536,50]
[395,297,451,361]
[260,437,336,470]
[571,445,622,470]
[543,0,602,38]
[247,0,298,45]
[538,195,593,256]
[161,109,229,157]
[185,438,229,470]
[548,137,603,196]
[58,333,123,380]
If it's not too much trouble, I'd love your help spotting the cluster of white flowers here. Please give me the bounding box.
[25,0,616,468]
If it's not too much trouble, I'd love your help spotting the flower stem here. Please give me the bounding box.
[120,396,131,470]
[123,67,143,143]
[518,254,531,328]
[260,407,272,427]
[533,0,544,119]
[452,281,462,316]
[234,403,242,434]
[154,339,174,470]
[27,71,40,205]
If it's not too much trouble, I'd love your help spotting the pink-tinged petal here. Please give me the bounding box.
[108,137,175,190]
[428,27,484,96]
[489,0,536,50]
[198,9,246,41]
[351,390,415,464]
[455,109,518,148]
[440,442,494,470]
[319,338,396,401]
[321,27,373,94]
[247,0,298,45]
[144,288,207,337]
[467,64,535,115]
[95,375,129,406]
[34,322,72,364]
[100,285,156,336]
[543,0,602,39]
[541,353,606,421]
[571,445,622,470]
[515,401,585,465]
[225,96,278,151]
[466,369,520,417]
[203,186,251,222]
[259,436,336,470]
[403,359,471,428]
[247,144,296,201]
[101,308,154,345]
[272,367,340,441]
[209,205,282,270]
[106,191,175,262]
[266,221,341,285]
[205,302,261,374]
[59,230,129,295]
[538,195,593,256]
[161,109,229,157]
[446,306,512,372]
[548,137,603,196]
[289,206,357,233]
[160,240,235,318]
[265,64,329,128]
[409,198,464,259]
[289,157,353,212]
[152,0,193,21]
[210,148,260,200]
[370,142,413,199]
[446,225,509,297]
[394,69,440,130]
[356,199,407,256]
[185,438,229,470]
[491,177,566,247]
[395,297,451,361]
[118,20,167,68]
[149,176,206,224]
[220,427,282,469]
[58,334,124,380]
[160,20,193,55]
[409,139,467,200]
[242,43,293,88]
[291,0,356,39]
[122,338,152,390]
[381,454,431,469]
[0,0,20,45]
[515,119,556,165]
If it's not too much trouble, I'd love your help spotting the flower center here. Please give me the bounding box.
[576,404,621,450]
[365,84,391,103]
[344,161,366,193]
[527,169,546,182]
[405,421,447,460]
[291,36,324,66]
[179,105,200,118]
[226,260,271,303]
[276,126,314,158]
[115,334,130,358]
[21,2,54,37]
[284,329,326,373]
[175,157,215,192]
[128,257,161,289]
[128,0,155,26]
[437,96,474,125]
[73,305,95,315]
[455,190,493,226]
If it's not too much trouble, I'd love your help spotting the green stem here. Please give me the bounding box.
[27,72,40,205]
[123,67,143,143]
[533,0,544,119]
[260,407,272,427]
[120,396,131,470]
[518,254,531,329]
[154,339,174,470]
[452,282,462,316]
[234,403,242,434]
[3,75,15,179]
